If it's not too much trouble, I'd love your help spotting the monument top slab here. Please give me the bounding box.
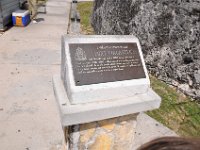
[61,35,150,104]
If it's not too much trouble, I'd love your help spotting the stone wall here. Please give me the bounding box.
[67,114,138,150]
[92,0,200,100]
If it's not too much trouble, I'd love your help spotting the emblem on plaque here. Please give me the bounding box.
[74,47,87,61]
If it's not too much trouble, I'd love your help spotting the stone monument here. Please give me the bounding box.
[53,35,161,150]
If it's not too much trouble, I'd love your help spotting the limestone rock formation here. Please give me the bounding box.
[92,0,200,100]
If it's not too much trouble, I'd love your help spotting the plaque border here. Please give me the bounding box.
[63,35,150,91]
[69,42,146,86]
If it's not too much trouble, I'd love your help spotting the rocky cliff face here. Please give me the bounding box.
[92,0,200,100]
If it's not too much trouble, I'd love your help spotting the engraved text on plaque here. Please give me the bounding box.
[69,43,146,86]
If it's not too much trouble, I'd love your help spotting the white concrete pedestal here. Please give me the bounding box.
[53,74,161,150]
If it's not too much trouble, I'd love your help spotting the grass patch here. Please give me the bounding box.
[76,1,200,137]
[149,76,200,137]
[77,2,94,35]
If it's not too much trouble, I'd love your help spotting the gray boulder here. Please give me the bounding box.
[92,0,200,100]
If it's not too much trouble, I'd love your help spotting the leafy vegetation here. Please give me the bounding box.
[77,2,200,137]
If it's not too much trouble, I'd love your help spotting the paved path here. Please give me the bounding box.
[0,0,177,149]
[0,0,70,149]
[133,113,177,149]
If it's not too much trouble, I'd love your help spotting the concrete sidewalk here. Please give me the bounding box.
[0,0,177,149]
[0,0,70,149]
[133,113,177,149]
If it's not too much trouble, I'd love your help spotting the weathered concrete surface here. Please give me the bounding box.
[92,0,200,100]
[53,74,161,126]
[0,0,70,149]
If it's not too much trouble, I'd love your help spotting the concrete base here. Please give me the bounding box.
[66,113,138,150]
[53,74,161,126]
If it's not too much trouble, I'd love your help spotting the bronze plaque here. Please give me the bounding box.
[69,43,146,86]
